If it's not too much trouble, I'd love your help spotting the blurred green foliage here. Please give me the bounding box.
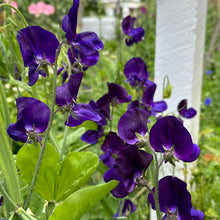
[191,1,220,220]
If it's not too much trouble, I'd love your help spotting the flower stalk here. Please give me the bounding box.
[23,47,60,210]
[0,4,28,27]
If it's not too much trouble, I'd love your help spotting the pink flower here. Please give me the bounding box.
[28,1,55,17]
[4,0,18,13]
[43,4,55,15]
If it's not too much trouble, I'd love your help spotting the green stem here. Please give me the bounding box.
[152,151,161,220]
[60,126,69,161]
[0,182,17,210]
[109,103,114,131]
[76,143,94,152]
[0,80,11,128]
[0,4,28,27]
[23,48,60,210]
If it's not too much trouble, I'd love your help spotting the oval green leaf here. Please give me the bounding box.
[49,180,118,220]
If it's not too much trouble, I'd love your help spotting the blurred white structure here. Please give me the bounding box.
[154,0,207,145]
[152,0,207,218]
[81,0,143,39]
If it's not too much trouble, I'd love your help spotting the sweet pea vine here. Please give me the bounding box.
[1,0,204,219]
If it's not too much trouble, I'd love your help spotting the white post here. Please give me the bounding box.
[154,0,207,143]
[152,0,207,218]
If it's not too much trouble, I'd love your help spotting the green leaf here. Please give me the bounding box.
[49,181,118,220]
[17,144,99,203]
[55,151,99,201]
[16,143,59,201]
[0,51,8,79]
[0,112,21,205]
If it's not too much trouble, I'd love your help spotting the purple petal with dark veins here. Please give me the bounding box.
[116,146,153,180]
[127,100,140,110]
[142,82,156,106]
[7,123,27,142]
[191,207,204,220]
[96,93,111,119]
[56,72,83,105]
[62,0,79,43]
[149,116,200,162]
[81,130,99,144]
[68,47,99,69]
[103,168,130,198]
[151,101,167,112]
[124,57,149,86]
[122,16,136,35]
[130,27,145,42]
[108,83,132,103]
[99,152,116,168]
[66,103,102,127]
[28,63,46,86]
[118,109,148,144]
[17,26,59,67]
[75,31,104,51]
[148,176,192,219]
[7,97,50,142]
[177,99,197,119]
[101,132,125,155]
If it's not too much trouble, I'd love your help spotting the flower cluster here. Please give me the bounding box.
[6,1,205,219]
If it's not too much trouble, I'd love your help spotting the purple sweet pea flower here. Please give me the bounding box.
[56,73,102,127]
[99,152,116,168]
[177,99,197,119]
[149,116,200,162]
[191,207,205,220]
[124,57,149,86]
[100,132,125,167]
[56,72,83,105]
[17,26,59,86]
[142,81,167,115]
[104,146,153,198]
[96,83,132,120]
[113,199,136,218]
[101,132,125,155]
[7,97,50,142]
[108,82,132,104]
[81,125,104,144]
[122,16,145,46]
[118,108,149,144]
[0,196,3,206]
[148,176,204,220]
[62,0,103,70]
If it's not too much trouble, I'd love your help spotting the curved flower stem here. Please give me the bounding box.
[0,4,28,27]
[158,158,165,169]
[23,47,60,210]
[0,182,17,210]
